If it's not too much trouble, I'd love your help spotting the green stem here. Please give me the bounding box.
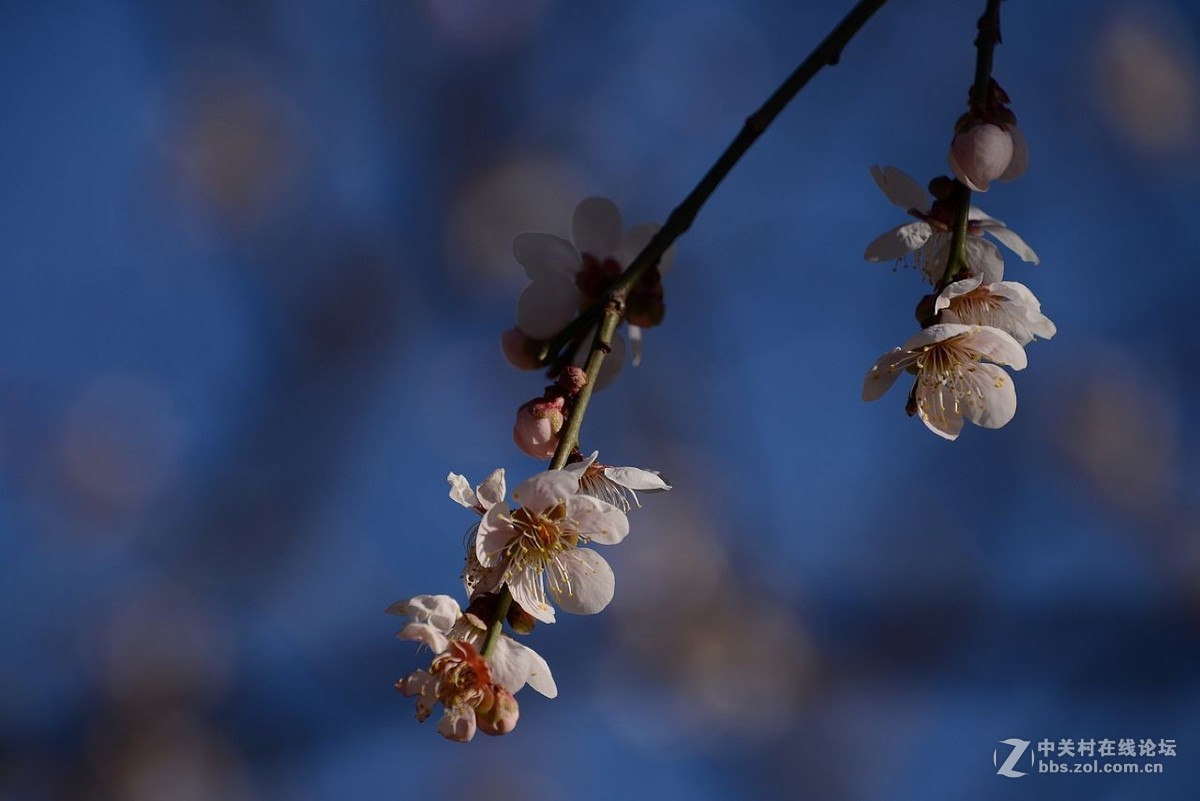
[938,0,1004,291]
[488,0,891,659]
[538,0,890,365]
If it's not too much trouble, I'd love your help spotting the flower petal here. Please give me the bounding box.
[603,466,671,492]
[982,224,1039,265]
[572,196,623,258]
[864,221,932,262]
[963,237,1005,283]
[447,473,477,509]
[488,637,558,698]
[391,594,461,630]
[914,380,965,440]
[475,469,506,510]
[565,493,629,545]
[862,346,914,402]
[934,275,984,313]
[999,123,1028,182]
[563,451,600,482]
[963,326,1028,369]
[437,707,477,743]
[959,361,1018,429]
[398,622,450,653]
[509,566,556,624]
[627,324,643,367]
[516,279,580,340]
[615,222,674,276]
[900,323,974,351]
[870,165,931,213]
[513,233,580,282]
[476,505,516,567]
[548,548,615,615]
[511,470,578,515]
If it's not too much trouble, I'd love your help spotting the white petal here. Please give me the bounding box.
[509,567,556,624]
[511,470,578,515]
[948,146,986,192]
[391,594,461,630]
[476,505,516,567]
[398,622,450,653]
[999,123,1028,182]
[548,548,615,615]
[963,326,1028,369]
[960,362,1018,429]
[603,466,670,492]
[862,347,914,402]
[516,279,580,340]
[488,637,558,698]
[615,222,673,276]
[516,641,558,699]
[475,469,506,510]
[870,165,931,213]
[447,473,477,509]
[900,323,974,351]
[563,451,600,482]
[983,224,1039,264]
[934,275,984,313]
[628,324,643,367]
[437,707,477,743]
[864,222,932,262]
[572,197,623,257]
[565,494,629,545]
[914,380,964,440]
[963,237,1005,283]
[513,233,581,282]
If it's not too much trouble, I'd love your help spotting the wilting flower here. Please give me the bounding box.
[506,197,674,386]
[449,470,507,598]
[864,166,1038,284]
[476,469,629,623]
[935,277,1056,346]
[565,451,671,512]
[389,594,557,742]
[863,323,1027,440]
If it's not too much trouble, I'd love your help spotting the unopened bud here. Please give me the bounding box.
[476,685,520,736]
[948,123,1013,192]
[501,327,544,371]
[513,396,566,459]
[506,602,538,635]
[557,366,588,396]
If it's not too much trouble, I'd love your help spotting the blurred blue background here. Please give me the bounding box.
[3,1,1199,799]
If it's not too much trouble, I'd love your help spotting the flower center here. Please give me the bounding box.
[576,253,623,307]
[913,339,986,414]
[430,640,492,710]
[506,503,578,569]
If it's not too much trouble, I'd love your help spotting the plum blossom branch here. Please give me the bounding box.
[940,0,1005,291]
[537,0,890,366]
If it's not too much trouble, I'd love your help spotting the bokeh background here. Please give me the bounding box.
[3,1,1199,799]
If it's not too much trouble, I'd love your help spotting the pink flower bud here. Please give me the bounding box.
[500,327,543,371]
[513,396,565,459]
[948,123,1013,192]
[476,685,520,736]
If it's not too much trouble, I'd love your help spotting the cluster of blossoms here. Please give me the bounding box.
[392,198,670,742]
[862,79,1055,440]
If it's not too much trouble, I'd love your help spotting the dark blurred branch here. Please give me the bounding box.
[537,0,890,365]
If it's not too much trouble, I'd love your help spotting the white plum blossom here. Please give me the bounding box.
[388,594,557,742]
[935,276,1056,346]
[864,166,1038,284]
[565,451,671,512]
[863,323,1028,440]
[507,197,673,387]
[448,470,507,598]
[476,469,629,624]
